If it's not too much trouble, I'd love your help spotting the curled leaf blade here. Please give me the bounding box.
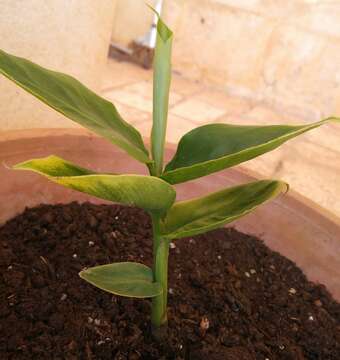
[151,11,173,175]
[160,180,288,240]
[79,262,162,298]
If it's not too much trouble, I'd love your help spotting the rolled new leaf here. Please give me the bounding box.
[160,180,288,240]
[13,155,176,214]
[150,9,173,175]
[162,117,340,184]
[80,262,162,298]
[0,49,150,164]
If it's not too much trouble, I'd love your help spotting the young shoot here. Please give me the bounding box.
[0,9,338,338]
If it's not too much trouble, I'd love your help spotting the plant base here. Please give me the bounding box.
[151,323,168,342]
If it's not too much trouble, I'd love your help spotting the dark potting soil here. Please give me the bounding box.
[0,203,339,360]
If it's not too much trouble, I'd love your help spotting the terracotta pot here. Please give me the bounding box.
[1,129,339,301]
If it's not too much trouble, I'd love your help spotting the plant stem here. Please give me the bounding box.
[151,214,169,333]
[147,162,157,177]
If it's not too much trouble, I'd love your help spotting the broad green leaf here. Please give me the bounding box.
[0,49,150,164]
[150,10,173,175]
[79,262,162,298]
[162,117,340,184]
[13,155,176,214]
[160,180,288,240]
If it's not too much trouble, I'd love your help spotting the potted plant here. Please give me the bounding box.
[0,10,339,359]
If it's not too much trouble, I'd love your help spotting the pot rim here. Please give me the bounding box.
[1,127,339,227]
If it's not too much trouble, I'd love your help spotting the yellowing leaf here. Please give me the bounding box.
[14,155,176,214]
[161,180,288,240]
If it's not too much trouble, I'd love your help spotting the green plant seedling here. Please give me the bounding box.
[1,10,338,336]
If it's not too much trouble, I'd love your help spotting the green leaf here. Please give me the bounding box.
[150,11,173,176]
[13,155,176,214]
[0,49,150,164]
[79,262,162,298]
[160,180,288,240]
[162,117,340,184]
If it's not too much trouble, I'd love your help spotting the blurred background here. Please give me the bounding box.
[0,0,339,216]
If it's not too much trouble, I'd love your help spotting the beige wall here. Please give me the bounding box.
[112,0,340,121]
[111,0,152,46]
[0,0,115,129]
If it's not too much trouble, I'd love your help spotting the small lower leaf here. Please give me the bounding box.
[79,262,162,298]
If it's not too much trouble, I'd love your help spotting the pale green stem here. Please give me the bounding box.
[151,214,169,329]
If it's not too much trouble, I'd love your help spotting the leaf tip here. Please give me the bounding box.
[283,182,290,195]
[12,160,27,170]
[327,116,340,124]
[146,3,173,42]
[79,268,90,279]
[145,2,158,15]
[273,180,289,195]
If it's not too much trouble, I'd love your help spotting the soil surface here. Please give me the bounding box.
[0,202,339,359]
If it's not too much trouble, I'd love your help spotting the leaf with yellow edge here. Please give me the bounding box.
[160,180,288,240]
[13,155,176,214]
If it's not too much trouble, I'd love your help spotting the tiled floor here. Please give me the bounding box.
[102,58,340,218]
